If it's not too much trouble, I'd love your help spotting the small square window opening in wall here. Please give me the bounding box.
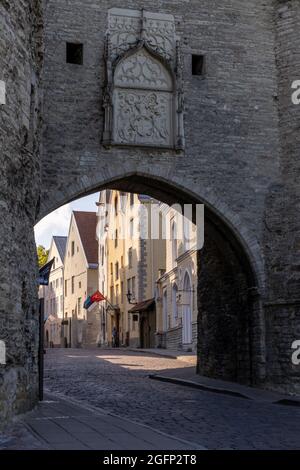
[192,54,205,76]
[66,43,83,65]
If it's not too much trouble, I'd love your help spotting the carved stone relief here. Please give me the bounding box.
[108,9,177,63]
[114,90,172,147]
[103,8,185,150]
[114,48,173,91]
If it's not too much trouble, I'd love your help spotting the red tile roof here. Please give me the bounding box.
[73,211,98,266]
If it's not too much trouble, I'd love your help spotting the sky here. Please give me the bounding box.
[34,192,100,249]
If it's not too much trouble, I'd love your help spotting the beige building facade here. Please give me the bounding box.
[97,190,166,348]
[156,205,198,352]
[63,211,99,348]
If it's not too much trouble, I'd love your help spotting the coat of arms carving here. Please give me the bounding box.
[103,8,185,150]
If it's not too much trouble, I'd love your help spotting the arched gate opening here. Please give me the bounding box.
[37,173,264,387]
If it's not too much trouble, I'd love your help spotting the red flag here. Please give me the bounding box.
[91,291,106,303]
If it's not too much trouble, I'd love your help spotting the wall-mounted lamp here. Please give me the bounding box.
[126,290,137,305]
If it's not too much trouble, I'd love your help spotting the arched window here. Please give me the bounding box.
[182,271,192,345]
[162,290,168,332]
[172,283,178,326]
[171,220,177,267]
[183,217,190,252]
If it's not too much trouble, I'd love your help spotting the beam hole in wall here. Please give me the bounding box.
[66,43,83,65]
[192,54,205,76]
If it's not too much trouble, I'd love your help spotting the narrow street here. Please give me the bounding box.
[44,349,300,450]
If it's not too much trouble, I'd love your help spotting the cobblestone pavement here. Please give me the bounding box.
[44,349,300,450]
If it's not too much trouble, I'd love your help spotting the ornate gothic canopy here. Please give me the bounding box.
[103,8,185,150]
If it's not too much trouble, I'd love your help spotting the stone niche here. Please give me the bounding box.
[103,8,185,150]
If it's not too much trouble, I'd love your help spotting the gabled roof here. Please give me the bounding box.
[73,211,98,265]
[53,236,67,263]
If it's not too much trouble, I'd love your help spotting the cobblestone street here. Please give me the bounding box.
[44,349,300,450]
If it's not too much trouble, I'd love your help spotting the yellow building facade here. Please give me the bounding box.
[97,191,166,348]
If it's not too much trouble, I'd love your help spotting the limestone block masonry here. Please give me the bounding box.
[0,0,300,425]
[0,0,43,426]
[263,0,300,393]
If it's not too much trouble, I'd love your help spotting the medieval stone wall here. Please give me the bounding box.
[1,0,300,424]
[165,323,197,352]
[0,0,43,425]
[263,0,300,394]
[40,0,300,392]
[197,221,259,386]
[41,0,279,247]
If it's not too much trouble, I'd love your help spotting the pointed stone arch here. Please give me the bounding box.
[114,45,174,92]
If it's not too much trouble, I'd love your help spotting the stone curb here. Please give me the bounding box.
[149,374,250,399]
[149,374,300,407]
[127,348,197,363]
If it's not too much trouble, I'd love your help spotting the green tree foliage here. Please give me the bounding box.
[37,245,49,268]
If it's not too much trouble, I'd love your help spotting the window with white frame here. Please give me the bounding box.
[163,290,168,331]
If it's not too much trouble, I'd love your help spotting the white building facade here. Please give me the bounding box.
[43,236,67,347]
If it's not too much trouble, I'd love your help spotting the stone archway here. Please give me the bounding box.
[0,169,266,425]
[38,172,264,388]
[3,0,283,426]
